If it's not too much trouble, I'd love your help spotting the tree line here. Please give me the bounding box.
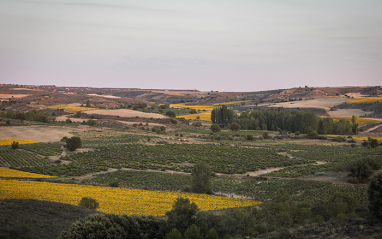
[211,107,358,135]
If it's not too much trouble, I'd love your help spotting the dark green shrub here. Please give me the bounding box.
[368,172,382,219]
[64,136,82,151]
[11,141,19,149]
[78,196,99,210]
[86,119,97,126]
[211,124,221,133]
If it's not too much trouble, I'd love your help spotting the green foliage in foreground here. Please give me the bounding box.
[59,214,167,239]
[61,190,367,239]
[368,172,382,219]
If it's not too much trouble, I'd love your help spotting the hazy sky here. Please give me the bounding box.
[0,0,381,91]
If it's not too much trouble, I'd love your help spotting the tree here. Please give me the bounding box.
[368,172,382,219]
[210,124,221,133]
[184,224,203,239]
[205,228,219,239]
[348,159,373,183]
[64,136,82,151]
[192,162,212,194]
[166,111,176,118]
[370,138,379,148]
[166,228,183,239]
[78,197,99,210]
[189,109,197,114]
[11,141,19,149]
[351,115,358,134]
[166,197,199,233]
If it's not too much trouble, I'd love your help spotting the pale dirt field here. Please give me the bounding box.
[55,116,86,122]
[87,94,121,99]
[0,126,74,142]
[269,97,348,109]
[0,94,30,101]
[267,97,372,117]
[327,109,372,117]
[85,109,168,119]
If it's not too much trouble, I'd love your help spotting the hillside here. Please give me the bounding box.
[2,85,381,118]
[0,199,99,239]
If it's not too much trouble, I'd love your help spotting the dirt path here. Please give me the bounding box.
[365,124,382,132]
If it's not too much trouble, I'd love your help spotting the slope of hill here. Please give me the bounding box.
[0,199,99,239]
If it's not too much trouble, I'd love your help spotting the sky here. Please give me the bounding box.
[0,0,381,92]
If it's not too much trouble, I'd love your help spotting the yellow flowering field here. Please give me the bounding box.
[177,113,212,121]
[0,138,42,146]
[0,167,57,178]
[46,104,102,112]
[0,180,260,216]
[212,100,251,106]
[170,103,216,112]
[326,135,382,141]
[346,97,382,103]
[320,116,381,126]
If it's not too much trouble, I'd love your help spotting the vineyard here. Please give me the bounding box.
[85,169,369,206]
[0,122,380,221]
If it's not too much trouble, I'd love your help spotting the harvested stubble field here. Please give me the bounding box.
[0,126,73,142]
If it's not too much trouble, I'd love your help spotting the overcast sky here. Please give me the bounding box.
[0,0,381,91]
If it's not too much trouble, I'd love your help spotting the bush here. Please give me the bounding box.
[11,141,19,149]
[184,224,203,239]
[192,122,202,127]
[166,228,183,239]
[368,172,382,219]
[210,124,221,133]
[59,214,167,239]
[262,132,271,139]
[230,122,240,131]
[86,119,97,126]
[348,159,373,183]
[166,111,176,118]
[78,197,99,210]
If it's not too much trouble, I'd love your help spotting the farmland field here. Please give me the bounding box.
[0,126,73,142]
[1,85,382,238]
[0,180,259,216]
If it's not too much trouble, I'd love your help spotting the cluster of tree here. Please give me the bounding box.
[362,137,380,148]
[0,109,55,123]
[346,157,381,183]
[227,108,358,135]
[152,126,166,134]
[210,106,237,126]
[132,103,148,110]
